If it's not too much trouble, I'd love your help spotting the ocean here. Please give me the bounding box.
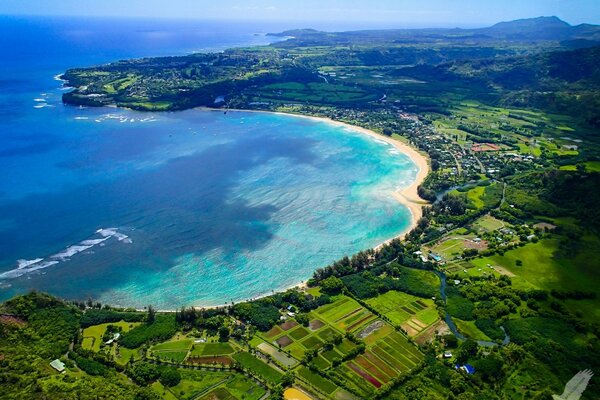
[0,16,417,308]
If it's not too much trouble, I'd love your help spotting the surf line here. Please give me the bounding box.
[0,228,132,280]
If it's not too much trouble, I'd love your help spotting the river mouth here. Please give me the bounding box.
[0,108,418,309]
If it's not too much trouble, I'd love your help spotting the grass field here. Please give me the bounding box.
[81,320,141,352]
[150,339,192,363]
[151,381,179,400]
[296,366,338,395]
[190,342,235,357]
[314,296,376,333]
[233,352,283,384]
[470,236,600,293]
[560,161,600,172]
[366,291,438,336]
[198,387,236,400]
[472,214,505,232]
[223,374,266,400]
[166,370,231,400]
[454,319,491,341]
[430,237,473,260]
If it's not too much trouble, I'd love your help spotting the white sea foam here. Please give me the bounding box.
[80,238,109,246]
[34,98,46,102]
[51,244,94,260]
[17,258,43,269]
[0,261,59,280]
[74,116,89,120]
[1,228,132,281]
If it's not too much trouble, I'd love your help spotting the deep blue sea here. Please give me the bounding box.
[0,16,417,308]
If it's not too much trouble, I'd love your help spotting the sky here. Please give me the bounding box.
[1,0,599,29]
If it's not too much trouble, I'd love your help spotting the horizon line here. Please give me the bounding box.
[0,13,593,31]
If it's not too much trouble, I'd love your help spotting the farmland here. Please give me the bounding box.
[366,291,439,336]
[233,352,283,384]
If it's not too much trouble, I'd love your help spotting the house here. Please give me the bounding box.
[50,359,65,373]
[443,351,453,358]
[104,332,121,345]
[456,364,475,374]
[429,253,443,263]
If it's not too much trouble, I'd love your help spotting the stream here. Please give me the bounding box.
[434,271,510,347]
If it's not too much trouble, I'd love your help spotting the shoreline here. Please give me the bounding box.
[177,107,431,311]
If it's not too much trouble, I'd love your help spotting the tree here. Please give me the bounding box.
[127,362,160,385]
[281,372,294,388]
[159,367,181,387]
[456,339,478,364]
[147,305,156,324]
[218,326,230,342]
[474,354,504,381]
[296,313,309,327]
[320,276,344,294]
[443,334,458,348]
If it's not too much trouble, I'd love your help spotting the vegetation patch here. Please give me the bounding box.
[233,352,283,384]
[296,366,338,394]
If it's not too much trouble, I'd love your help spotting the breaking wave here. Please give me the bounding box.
[0,228,132,280]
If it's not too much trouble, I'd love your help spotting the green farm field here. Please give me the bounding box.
[233,352,283,384]
[81,320,141,352]
[366,291,438,333]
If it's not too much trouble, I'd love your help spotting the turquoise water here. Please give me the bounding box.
[0,17,417,308]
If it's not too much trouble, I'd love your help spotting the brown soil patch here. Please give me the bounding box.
[309,319,325,331]
[280,320,298,331]
[265,325,283,339]
[276,335,293,348]
[492,265,516,277]
[0,314,26,327]
[347,314,374,332]
[533,222,556,231]
[401,323,419,337]
[415,319,448,346]
[472,143,500,152]
[464,239,489,251]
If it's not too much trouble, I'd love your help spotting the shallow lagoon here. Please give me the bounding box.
[0,108,416,308]
[0,17,416,308]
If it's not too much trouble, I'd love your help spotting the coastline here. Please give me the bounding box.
[185,107,430,310]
